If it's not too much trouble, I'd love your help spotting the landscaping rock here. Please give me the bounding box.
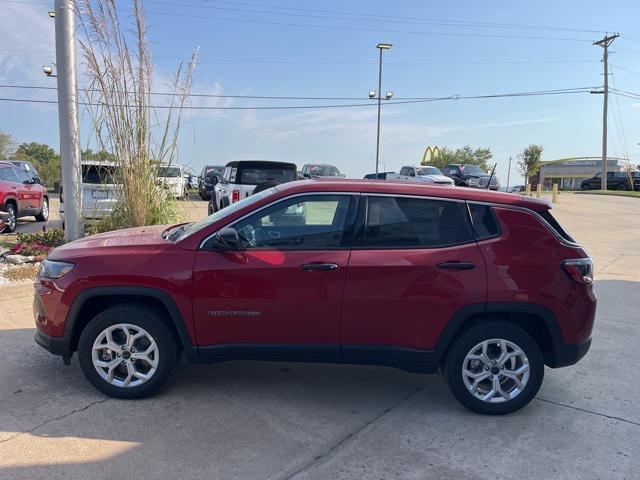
[5,255,29,265]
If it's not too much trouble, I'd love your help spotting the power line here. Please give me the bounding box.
[0,87,596,110]
[0,83,596,101]
[143,9,594,42]
[146,0,609,35]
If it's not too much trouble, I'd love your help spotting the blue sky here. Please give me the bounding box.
[1,0,640,184]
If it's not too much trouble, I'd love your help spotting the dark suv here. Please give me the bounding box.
[34,180,595,414]
[443,164,500,190]
[581,171,640,191]
[198,165,225,200]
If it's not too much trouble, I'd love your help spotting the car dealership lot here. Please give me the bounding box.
[1,193,639,479]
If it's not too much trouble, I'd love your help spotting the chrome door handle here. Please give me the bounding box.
[301,263,339,271]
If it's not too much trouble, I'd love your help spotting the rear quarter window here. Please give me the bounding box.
[538,210,576,244]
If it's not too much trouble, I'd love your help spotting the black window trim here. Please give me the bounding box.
[473,201,582,248]
[466,201,502,242]
[352,193,477,251]
[199,191,361,251]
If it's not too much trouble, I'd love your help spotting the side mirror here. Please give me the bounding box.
[207,175,219,186]
[214,227,240,249]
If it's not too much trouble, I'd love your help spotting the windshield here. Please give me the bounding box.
[82,165,120,184]
[310,165,340,176]
[460,165,486,175]
[240,167,296,184]
[416,167,442,176]
[205,166,224,176]
[171,187,279,242]
[158,166,181,178]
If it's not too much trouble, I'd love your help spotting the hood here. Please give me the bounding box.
[417,174,454,183]
[50,225,170,259]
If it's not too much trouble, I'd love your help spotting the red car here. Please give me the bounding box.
[0,161,49,232]
[33,180,595,414]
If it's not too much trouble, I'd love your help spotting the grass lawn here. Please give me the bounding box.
[575,190,640,198]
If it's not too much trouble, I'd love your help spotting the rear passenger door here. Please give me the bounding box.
[341,195,487,357]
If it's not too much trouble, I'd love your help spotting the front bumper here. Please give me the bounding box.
[546,337,592,368]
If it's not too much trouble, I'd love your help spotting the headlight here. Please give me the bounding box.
[39,259,75,279]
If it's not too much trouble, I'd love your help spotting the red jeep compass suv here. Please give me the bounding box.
[0,161,49,232]
[33,180,595,414]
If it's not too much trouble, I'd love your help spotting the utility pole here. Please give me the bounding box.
[54,0,83,240]
[506,156,512,191]
[594,33,619,191]
[373,43,392,175]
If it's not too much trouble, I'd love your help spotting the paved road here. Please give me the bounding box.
[0,193,639,479]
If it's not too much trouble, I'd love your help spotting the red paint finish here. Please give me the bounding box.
[0,162,46,215]
[37,226,198,342]
[193,250,349,347]
[342,244,486,350]
[481,208,596,343]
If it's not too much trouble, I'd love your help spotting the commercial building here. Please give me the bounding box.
[530,157,628,190]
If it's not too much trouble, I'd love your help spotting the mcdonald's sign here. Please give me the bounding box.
[422,146,441,165]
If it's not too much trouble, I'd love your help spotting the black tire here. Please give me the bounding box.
[78,304,179,399]
[208,199,217,215]
[4,203,17,233]
[199,189,210,201]
[220,196,230,209]
[443,322,544,415]
[35,197,49,222]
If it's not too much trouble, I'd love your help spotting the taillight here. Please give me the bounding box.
[562,258,593,284]
[232,190,240,202]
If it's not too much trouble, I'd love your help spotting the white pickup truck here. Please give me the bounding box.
[386,165,455,186]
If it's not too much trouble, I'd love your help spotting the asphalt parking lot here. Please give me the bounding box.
[1,193,639,479]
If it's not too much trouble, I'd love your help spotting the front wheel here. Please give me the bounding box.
[78,304,179,398]
[443,322,544,415]
[4,203,17,233]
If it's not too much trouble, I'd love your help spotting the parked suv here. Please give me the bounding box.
[34,180,595,414]
[211,161,297,212]
[300,163,343,178]
[0,161,49,232]
[198,165,224,200]
[60,162,121,227]
[443,164,500,190]
[580,171,640,191]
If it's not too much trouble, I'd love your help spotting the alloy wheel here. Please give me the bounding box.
[461,338,530,403]
[91,323,159,388]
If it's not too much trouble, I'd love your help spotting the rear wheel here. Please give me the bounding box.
[35,197,49,222]
[78,304,179,398]
[443,322,544,414]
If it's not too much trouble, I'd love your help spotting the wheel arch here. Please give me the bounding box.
[435,303,563,367]
[64,286,195,357]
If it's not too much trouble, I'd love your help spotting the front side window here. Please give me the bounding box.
[13,167,31,184]
[359,196,473,248]
[233,194,353,250]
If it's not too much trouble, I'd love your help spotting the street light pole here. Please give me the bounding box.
[374,43,392,175]
[54,0,83,240]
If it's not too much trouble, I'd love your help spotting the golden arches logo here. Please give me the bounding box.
[422,146,441,165]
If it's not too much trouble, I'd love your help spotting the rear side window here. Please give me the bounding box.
[468,204,500,240]
[360,196,473,248]
[239,167,297,185]
[538,210,576,243]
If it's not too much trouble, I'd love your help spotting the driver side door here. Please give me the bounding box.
[192,193,357,357]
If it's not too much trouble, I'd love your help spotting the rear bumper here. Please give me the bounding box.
[546,337,592,368]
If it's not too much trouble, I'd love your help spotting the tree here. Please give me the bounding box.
[0,130,16,159]
[82,148,117,162]
[431,145,493,171]
[13,142,61,186]
[517,144,544,183]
